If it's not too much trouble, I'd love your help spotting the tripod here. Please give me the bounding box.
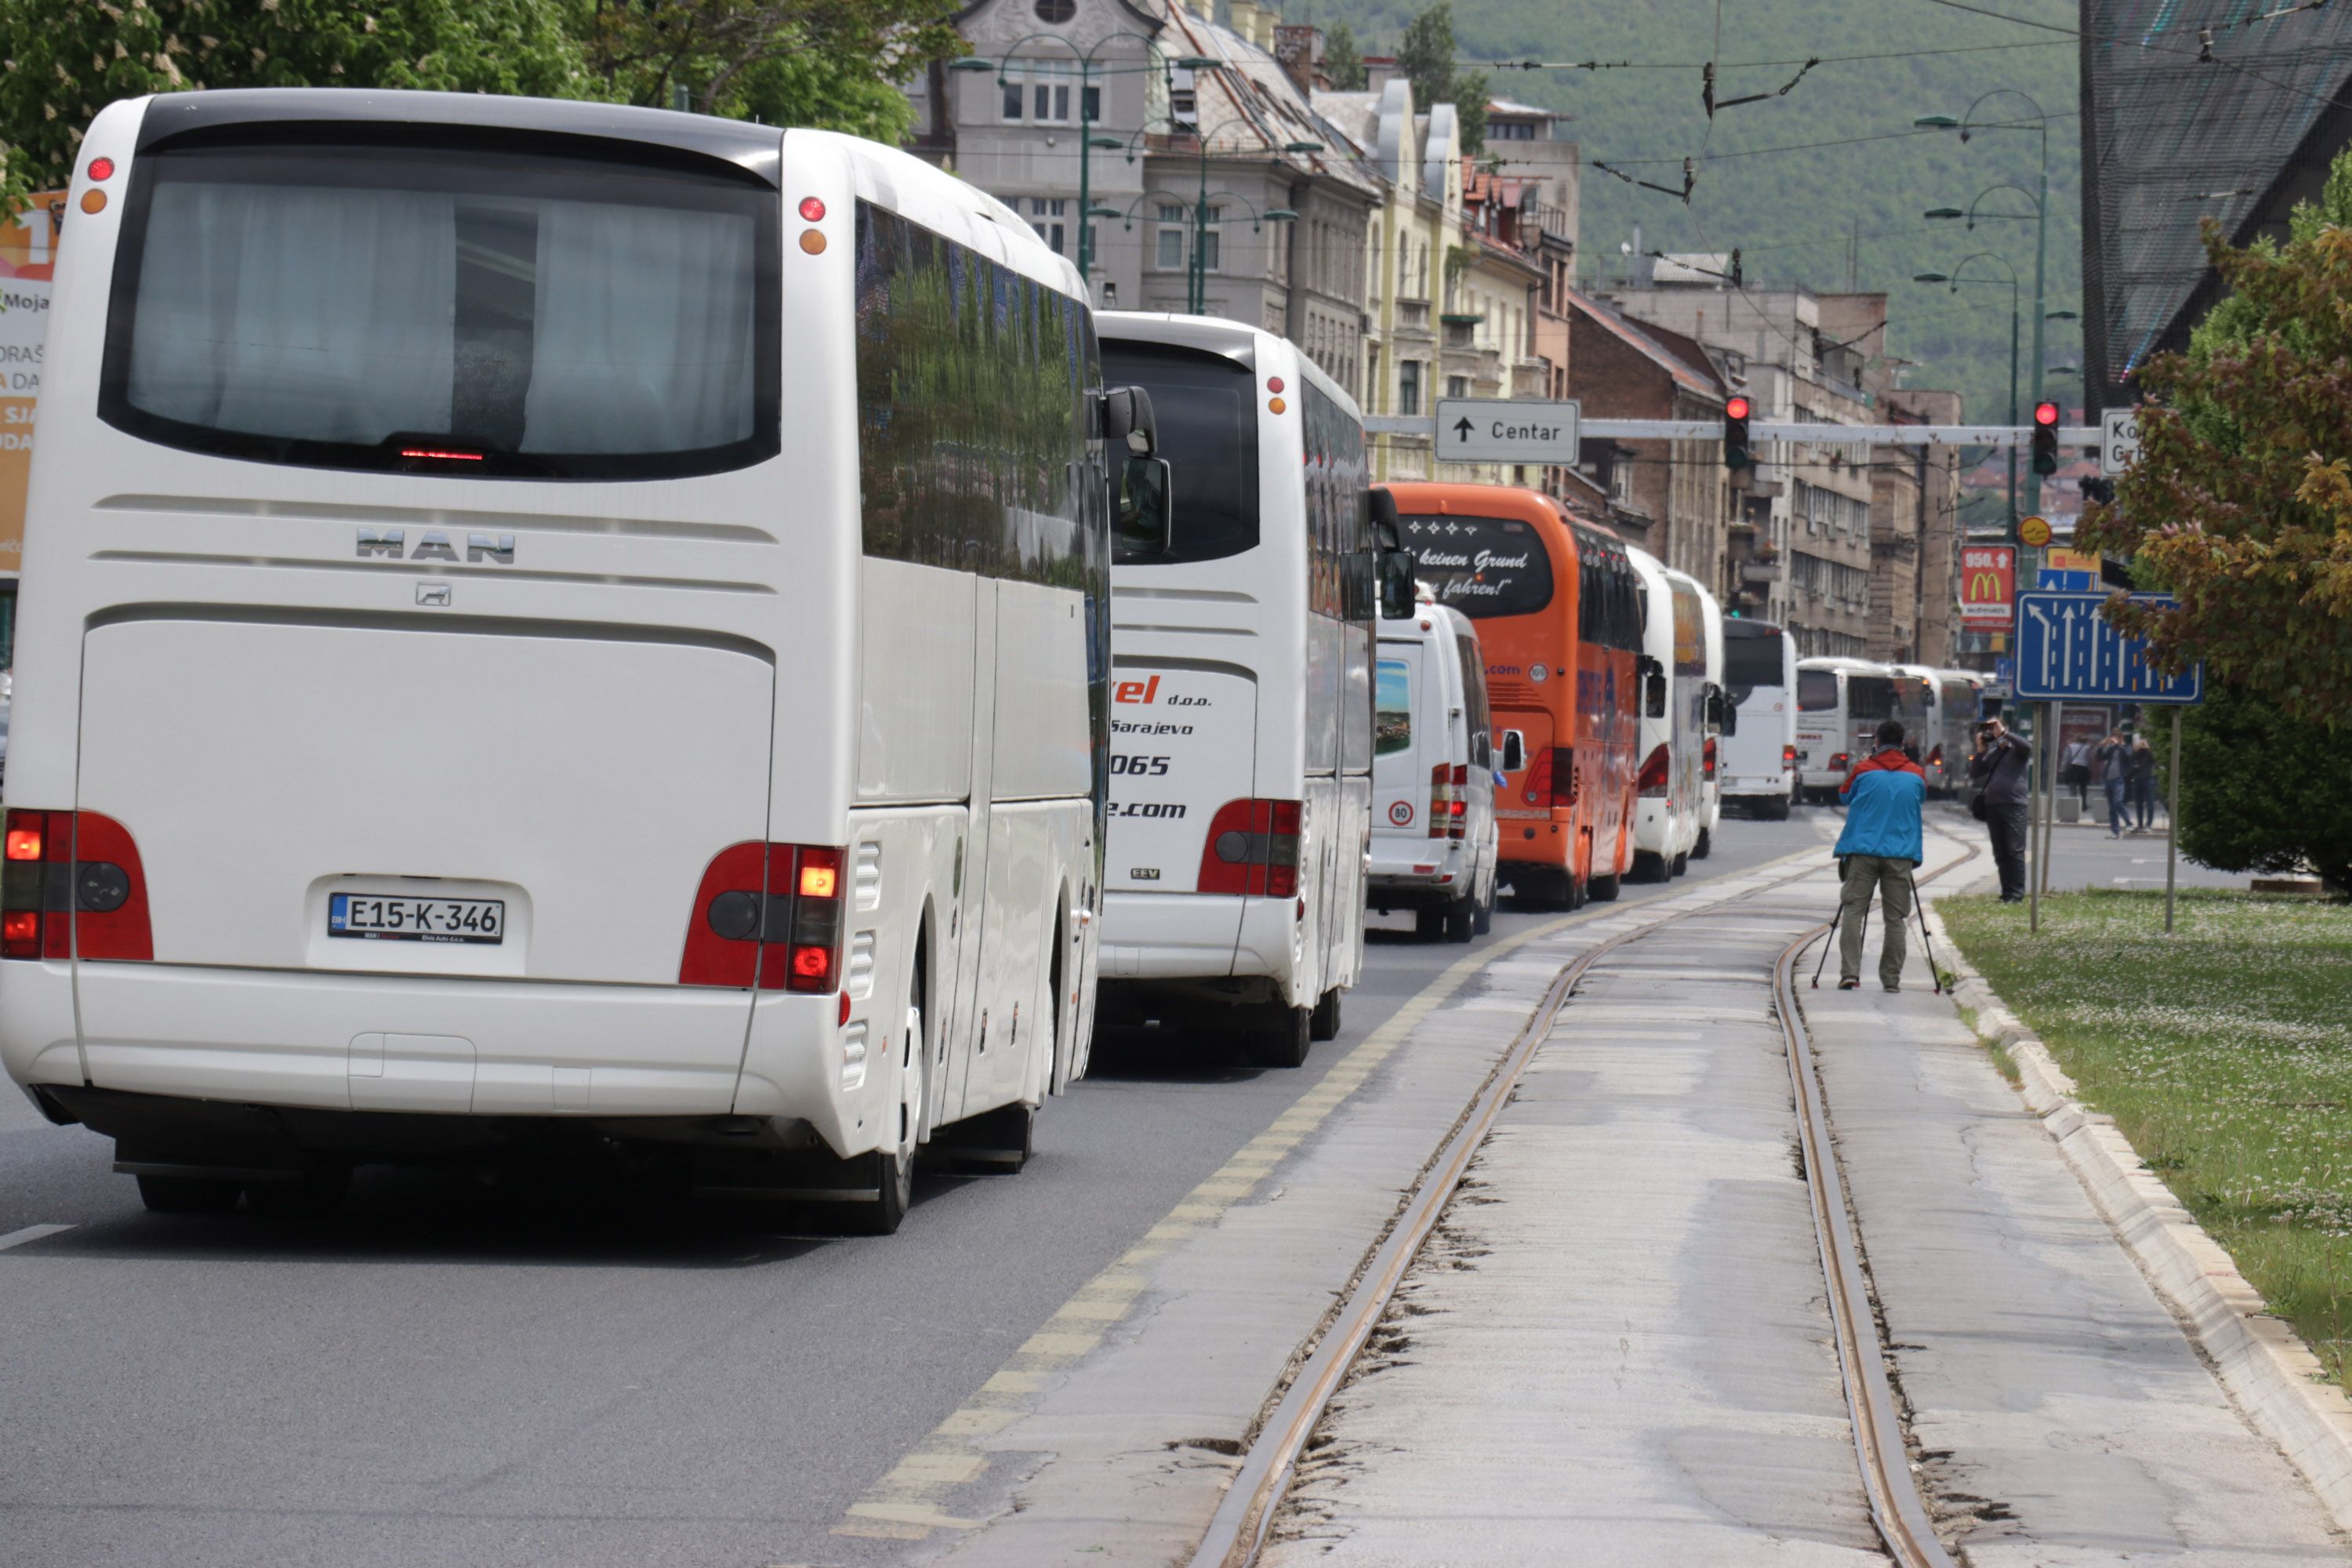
[1810,860,1946,994]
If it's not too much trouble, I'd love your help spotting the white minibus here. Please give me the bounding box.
[1720,618,1797,818]
[1919,666,1987,794]
[1794,656,1898,802]
[1,92,1144,1233]
[1092,313,1401,1067]
[1628,547,1702,880]
[1369,597,1499,942]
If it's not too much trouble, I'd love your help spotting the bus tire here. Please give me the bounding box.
[1310,987,1342,1041]
[1693,828,1712,860]
[1473,883,1494,935]
[1444,898,1475,943]
[1763,793,1792,822]
[1631,851,1668,884]
[1248,1005,1313,1069]
[1588,871,1621,902]
[1414,907,1445,941]
[1670,851,1690,877]
[136,1173,241,1214]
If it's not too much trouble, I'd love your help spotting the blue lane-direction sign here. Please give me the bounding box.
[2014,592,2204,703]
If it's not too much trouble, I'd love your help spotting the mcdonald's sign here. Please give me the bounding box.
[1958,544,2015,627]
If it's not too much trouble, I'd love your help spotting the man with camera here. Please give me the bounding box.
[1969,717,2032,902]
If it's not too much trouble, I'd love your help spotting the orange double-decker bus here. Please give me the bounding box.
[1388,483,1642,909]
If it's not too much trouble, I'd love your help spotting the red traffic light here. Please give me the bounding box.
[1725,396,1751,421]
[2033,401,2060,426]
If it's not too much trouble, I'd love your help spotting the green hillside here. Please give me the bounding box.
[1295,0,2083,426]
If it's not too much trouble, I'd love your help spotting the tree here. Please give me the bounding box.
[0,0,590,205]
[1394,2,1485,154]
[579,0,960,124]
[1324,21,1367,92]
[2075,147,2352,726]
[2166,682,2352,895]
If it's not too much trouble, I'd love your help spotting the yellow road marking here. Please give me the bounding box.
[831,847,1831,1542]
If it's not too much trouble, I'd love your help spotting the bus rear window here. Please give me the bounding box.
[1798,670,1838,711]
[1101,341,1258,564]
[1723,625,1785,690]
[1401,515,1552,617]
[1375,659,1411,756]
[1849,676,1895,719]
[100,132,779,480]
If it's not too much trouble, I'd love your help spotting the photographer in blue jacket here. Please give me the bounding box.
[1834,719,1927,992]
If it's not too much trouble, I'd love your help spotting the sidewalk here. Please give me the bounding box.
[1265,833,2346,1566]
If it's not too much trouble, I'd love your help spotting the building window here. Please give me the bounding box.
[1034,0,1076,20]
[1003,63,1074,125]
[1155,204,1185,270]
[1399,359,1422,416]
[1446,374,1468,399]
[1027,197,1067,256]
[1198,205,1223,272]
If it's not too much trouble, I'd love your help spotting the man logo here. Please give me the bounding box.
[358,528,516,564]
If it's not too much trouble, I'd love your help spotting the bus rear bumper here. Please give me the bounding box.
[1097,891,1305,1006]
[13,961,775,1131]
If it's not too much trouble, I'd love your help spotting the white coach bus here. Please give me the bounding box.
[1628,547,1703,880]
[1090,314,1409,1067]
[1720,617,1798,818]
[0,92,1154,1233]
[1795,656,1898,802]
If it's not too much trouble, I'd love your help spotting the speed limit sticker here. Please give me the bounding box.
[1389,800,1414,826]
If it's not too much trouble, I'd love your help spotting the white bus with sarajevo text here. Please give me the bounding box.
[1091,314,1402,1068]
[0,92,1143,1233]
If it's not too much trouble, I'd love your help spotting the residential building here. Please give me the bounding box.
[1562,287,1728,572]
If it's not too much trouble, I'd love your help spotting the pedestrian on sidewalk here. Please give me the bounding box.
[1969,717,2031,902]
[2061,735,2094,811]
[2094,731,2132,837]
[2129,734,2159,832]
[1835,720,1926,992]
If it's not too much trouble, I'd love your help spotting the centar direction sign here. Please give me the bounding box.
[1432,397,1581,465]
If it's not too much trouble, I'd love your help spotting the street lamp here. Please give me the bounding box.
[953,32,1178,288]
[1124,116,1322,313]
[1917,250,2023,531]
[1115,187,1299,315]
[1918,89,2053,515]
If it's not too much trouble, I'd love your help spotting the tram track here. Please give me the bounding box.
[1190,837,1980,1568]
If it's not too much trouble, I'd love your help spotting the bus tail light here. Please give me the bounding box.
[2,810,153,962]
[1520,747,1576,808]
[1448,764,1469,838]
[681,843,845,993]
[1199,799,1303,898]
[1782,743,1797,771]
[1427,764,1453,840]
[1829,752,1851,774]
[1637,745,1671,798]
[1703,738,1718,779]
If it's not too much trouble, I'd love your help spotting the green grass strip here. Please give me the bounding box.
[1938,889,2352,1392]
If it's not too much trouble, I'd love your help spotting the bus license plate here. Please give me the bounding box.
[329,894,504,945]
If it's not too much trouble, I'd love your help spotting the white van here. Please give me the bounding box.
[1369,598,1500,942]
[1628,547,1703,880]
[1720,619,1798,818]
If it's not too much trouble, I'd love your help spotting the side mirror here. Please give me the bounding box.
[1499,730,1526,774]
[1370,486,1399,547]
[1639,656,1667,719]
[1377,547,1415,620]
[1102,385,1159,457]
[1721,701,1738,737]
[1704,688,1725,729]
[1114,454,1174,555]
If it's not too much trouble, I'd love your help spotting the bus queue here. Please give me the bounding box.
[1,93,1889,1229]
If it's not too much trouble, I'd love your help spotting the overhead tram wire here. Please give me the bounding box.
[1468,38,2070,70]
[1590,117,2056,170]
[1916,0,2352,114]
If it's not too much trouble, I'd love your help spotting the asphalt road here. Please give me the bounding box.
[0,811,1828,1568]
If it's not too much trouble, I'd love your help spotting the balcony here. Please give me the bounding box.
[1395,297,1432,336]
[1439,315,1480,350]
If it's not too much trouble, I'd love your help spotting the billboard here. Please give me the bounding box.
[1958,543,2015,629]
[0,192,65,579]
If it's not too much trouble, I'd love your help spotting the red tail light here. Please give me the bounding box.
[1637,744,1670,798]
[1449,764,1469,838]
[1702,737,1718,779]
[1520,746,1576,808]
[1198,799,1304,898]
[1829,752,1850,773]
[1782,743,1797,770]
[1428,764,1453,840]
[2,809,154,962]
[680,842,845,993]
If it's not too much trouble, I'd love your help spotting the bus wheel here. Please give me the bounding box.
[1588,871,1621,902]
[1693,828,1712,860]
[1443,898,1475,944]
[1472,882,1494,935]
[1414,907,1445,941]
[851,1000,924,1235]
[1310,987,1342,1041]
[1631,851,1668,884]
[1764,793,1792,822]
[1670,851,1690,877]
[136,1173,241,1214]
[1248,1004,1313,1069]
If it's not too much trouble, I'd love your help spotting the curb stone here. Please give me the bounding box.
[1916,892,2352,1537]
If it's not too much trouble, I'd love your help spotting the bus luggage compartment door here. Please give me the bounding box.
[71,618,775,1112]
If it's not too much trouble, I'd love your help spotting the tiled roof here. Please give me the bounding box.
[1566,286,1725,403]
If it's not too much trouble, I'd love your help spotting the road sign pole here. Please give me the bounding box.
[2165,706,2182,935]
[2029,699,2049,933]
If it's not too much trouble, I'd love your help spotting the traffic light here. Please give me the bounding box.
[1723,395,1752,473]
[2031,401,2060,476]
